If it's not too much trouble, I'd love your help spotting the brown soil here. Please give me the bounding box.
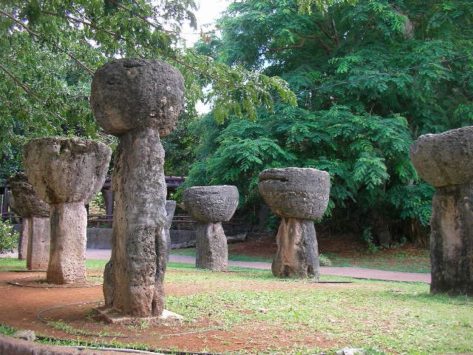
[0,269,347,354]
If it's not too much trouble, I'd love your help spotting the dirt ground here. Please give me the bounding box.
[0,269,347,353]
[0,235,429,353]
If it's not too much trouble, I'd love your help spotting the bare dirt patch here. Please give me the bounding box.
[0,270,342,353]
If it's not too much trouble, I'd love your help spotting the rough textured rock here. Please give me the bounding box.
[258,168,330,220]
[8,173,50,268]
[271,218,319,279]
[410,126,473,187]
[24,137,111,284]
[91,58,184,137]
[429,184,473,295]
[165,200,177,260]
[183,185,239,271]
[195,222,229,271]
[26,217,50,270]
[92,59,184,318]
[411,127,473,296]
[259,167,330,279]
[183,185,239,223]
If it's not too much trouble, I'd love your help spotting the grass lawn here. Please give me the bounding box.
[0,257,470,354]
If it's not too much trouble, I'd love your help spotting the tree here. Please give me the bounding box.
[0,0,297,180]
[186,0,473,244]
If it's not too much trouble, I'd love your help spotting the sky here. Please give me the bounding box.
[182,0,231,47]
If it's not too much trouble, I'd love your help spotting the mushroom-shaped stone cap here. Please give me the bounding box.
[258,167,330,220]
[23,137,112,204]
[8,172,49,218]
[183,185,239,223]
[410,126,473,187]
[90,59,184,137]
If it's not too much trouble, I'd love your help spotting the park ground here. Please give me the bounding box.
[0,234,472,354]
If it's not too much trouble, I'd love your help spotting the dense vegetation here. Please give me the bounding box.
[0,0,298,179]
[184,0,473,244]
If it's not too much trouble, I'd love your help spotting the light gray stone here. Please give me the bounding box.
[410,126,473,187]
[92,59,184,318]
[258,167,330,220]
[165,200,176,260]
[24,137,111,284]
[183,185,239,223]
[195,222,228,271]
[411,126,473,296]
[12,330,35,342]
[259,167,330,279]
[8,173,50,267]
[183,185,239,271]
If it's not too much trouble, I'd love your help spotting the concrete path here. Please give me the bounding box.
[86,249,431,284]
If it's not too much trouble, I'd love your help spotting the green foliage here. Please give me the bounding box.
[0,0,296,180]
[0,219,19,254]
[187,0,473,242]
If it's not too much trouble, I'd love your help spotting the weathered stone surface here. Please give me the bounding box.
[410,126,473,187]
[430,184,473,295]
[93,59,184,318]
[271,218,319,279]
[103,128,167,316]
[18,217,29,260]
[258,167,330,220]
[91,59,184,137]
[8,173,50,265]
[183,185,239,223]
[23,137,111,284]
[8,173,49,217]
[195,222,228,271]
[26,217,50,270]
[165,200,176,260]
[24,137,111,204]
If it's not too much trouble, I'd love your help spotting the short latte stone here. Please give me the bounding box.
[259,168,330,280]
[91,59,184,319]
[9,173,50,269]
[183,185,239,271]
[164,200,177,261]
[411,126,473,296]
[24,137,111,284]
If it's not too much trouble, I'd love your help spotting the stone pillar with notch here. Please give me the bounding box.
[24,137,111,284]
[91,59,184,319]
[258,168,330,280]
[183,185,239,271]
[410,126,473,296]
[8,172,50,269]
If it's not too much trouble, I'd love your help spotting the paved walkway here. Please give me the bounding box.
[86,249,431,284]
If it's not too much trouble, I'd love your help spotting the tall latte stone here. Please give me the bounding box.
[9,173,50,269]
[259,168,330,280]
[411,126,473,295]
[183,186,239,271]
[91,59,184,318]
[24,138,111,284]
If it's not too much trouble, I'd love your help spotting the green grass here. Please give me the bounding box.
[0,258,26,271]
[1,257,471,353]
[325,250,431,273]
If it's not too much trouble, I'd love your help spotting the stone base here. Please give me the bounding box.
[94,306,183,324]
[430,184,473,296]
[272,218,320,280]
[195,222,228,271]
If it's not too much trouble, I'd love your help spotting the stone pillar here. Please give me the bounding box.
[258,168,330,280]
[8,173,50,269]
[24,138,111,284]
[183,185,239,271]
[165,200,176,260]
[410,126,473,295]
[90,59,184,318]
